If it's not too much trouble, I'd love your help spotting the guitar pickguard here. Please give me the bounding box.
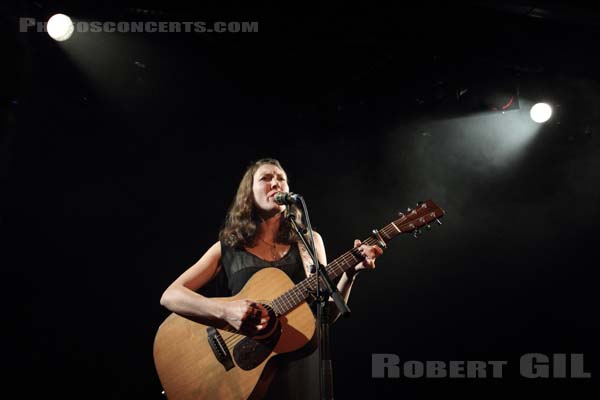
[233,322,281,371]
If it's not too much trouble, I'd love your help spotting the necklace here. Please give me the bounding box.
[257,237,279,260]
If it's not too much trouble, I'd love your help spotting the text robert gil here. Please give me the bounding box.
[372,353,591,379]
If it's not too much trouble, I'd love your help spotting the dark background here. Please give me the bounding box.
[2,1,599,398]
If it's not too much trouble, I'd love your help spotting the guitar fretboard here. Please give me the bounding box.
[266,200,442,316]
[268,222,406,316]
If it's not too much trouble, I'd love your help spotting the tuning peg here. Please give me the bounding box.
[398,211,405,217]
[407,207,412,212]
[426,224,431,230]
[413,229,422,238]
[435,219,443,226]
[416,201,423,206]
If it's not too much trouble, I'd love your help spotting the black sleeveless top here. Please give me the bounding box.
[216,242,307,296]
[212,241,320,400]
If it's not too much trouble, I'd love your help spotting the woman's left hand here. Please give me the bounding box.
[351,239,384,274]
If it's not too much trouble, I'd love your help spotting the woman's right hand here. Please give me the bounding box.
[221,299,270,335]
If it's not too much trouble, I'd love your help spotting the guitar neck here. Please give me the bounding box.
[269,224,404,316]
[268,200,444,317]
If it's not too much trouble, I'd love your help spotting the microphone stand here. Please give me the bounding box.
[285,197,350,400]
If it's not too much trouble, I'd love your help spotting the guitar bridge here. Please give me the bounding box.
[206,327,234,371]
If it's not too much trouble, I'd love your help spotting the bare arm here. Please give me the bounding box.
[160,241,226,324]
[310,232,356,305]
[311,234,382,323]
[160,241,269,333]
[309,232,347,322]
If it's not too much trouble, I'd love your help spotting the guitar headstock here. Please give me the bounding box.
[392,200,445,238]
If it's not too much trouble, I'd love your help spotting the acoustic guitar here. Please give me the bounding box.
[153,200,445,399]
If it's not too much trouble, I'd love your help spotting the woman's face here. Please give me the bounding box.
[252,163,289,216]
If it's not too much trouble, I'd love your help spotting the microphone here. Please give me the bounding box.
[273,192,301,205]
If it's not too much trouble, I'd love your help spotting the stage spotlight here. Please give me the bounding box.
[530,102,552,123]
[47,14,74,42]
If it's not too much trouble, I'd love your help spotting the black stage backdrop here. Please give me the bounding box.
[3,2,599,399]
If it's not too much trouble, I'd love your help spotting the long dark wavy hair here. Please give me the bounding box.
[219,158,304,248]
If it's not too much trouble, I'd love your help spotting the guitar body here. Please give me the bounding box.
[154,200,446,399]
[153,268,316,400]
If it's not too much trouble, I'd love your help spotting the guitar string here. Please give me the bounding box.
[220,230,402,348]
[218,208,437,348]
[220,248,369,348]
